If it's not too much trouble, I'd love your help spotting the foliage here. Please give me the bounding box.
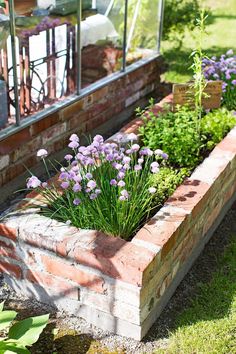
[138,104,202,168]
[0,301,49,353]
[202,50,236,110]
[155,234,236,354]
[26,134,168,240]
[150,167,190,206]
[201,108,236,150]
[163,0,201,46]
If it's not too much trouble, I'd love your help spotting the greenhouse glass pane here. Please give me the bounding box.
[12,0,78,118]
[126,0,160,66]
[0,8,15,129]
[81,0,124,88]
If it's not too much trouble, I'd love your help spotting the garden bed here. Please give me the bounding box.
[0,95,236,340]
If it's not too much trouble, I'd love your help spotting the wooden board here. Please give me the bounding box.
[173,81,222,110]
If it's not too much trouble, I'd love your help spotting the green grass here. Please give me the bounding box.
[154,234,236,354]
[162,0,236,83]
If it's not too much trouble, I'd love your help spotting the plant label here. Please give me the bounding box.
[173,81,222,110]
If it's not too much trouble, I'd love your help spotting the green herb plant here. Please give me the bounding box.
[0,301,49,353]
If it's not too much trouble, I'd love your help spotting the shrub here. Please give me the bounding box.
[26,134,168,240]
[202,50,236,110]
[201,108,236,150]
[0,301,49,353]
[139,105,201,168]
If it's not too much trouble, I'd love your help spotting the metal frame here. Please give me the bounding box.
[0,0,164,141]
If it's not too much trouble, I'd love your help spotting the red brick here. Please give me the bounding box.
[216,137,236,154]
[0,225,17,241]
[0,247,19,260]
[68,232,155,286]
[26,270,78,299]
[0,128,31,154]
[30,112,60,136]
[42,122,67,145]
[0,261,22,279]
[0,239,14,249]
[61,100,84,120]
[41,255,107,294]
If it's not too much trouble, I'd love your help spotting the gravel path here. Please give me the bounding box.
[1,203,236,353]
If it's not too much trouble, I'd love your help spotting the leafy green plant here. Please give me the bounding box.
[150,167,190,206]
[0,301,49,353]
[201,108,236,150]
[139,104,202,168]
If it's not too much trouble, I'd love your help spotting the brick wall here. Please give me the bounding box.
[0,57,168,202]
[0,96,236,340]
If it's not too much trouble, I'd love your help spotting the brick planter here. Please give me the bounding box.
[1,98,236,340]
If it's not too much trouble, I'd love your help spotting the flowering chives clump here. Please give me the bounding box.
[26,134,167,240]
[202,50,236,110]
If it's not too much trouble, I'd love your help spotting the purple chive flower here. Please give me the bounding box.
[114,163,123,170]
[59,172,69,180]
[117,171,125,180]
[26,176,41,189]
[149,187,157,194]
[127,133,138,141]
[93,135,104,144]
[73,198,81,206]
[85,173,93,179]
[154,149,163,156]
[123,156,131,164]
[68,141,79,149]
[73,174,82,183]
[90,193,98,200]
[125,149,132,155]
[42,182,48,188]
[226,49,234,56]
[162,153,169,160]
[37,149,48,158]
[232,80,236,85]
[87,180,96,190]
[69,133,79,142]
[140,148,153,156]
[138,158,144,164]
[115,133,123,143]
[110,179,117,186]
[61,181,70,189]
[65,154,73,161]
[95,189,101,195]
[151,162,160,173]
[131,144,140,152]
[118,180,125,187]
[73,183,82,192]
[119,189,129,201]
[134,164,142,171]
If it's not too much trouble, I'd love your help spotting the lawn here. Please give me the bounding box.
[162,0,236,83]
[154,232,236,353]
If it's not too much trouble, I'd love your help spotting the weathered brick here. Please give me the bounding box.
[0,261,22,279]
[41,255,107,294]
[42,122,67,145]
[0,128,31,154]
[26,270,78,299]
[0,224,17,241]
[0,155,9,171]
[30,112,60,136]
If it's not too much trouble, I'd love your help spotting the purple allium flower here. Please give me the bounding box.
[125,149,132,155]
[123,156,131,164]
[68,171,76,180]
[73,198,81,206]
[232,80,236,85]
[134,164,142,171]
[138,158,144,164]
[73,183,82,192]
[119,196,126,201]
[65,154,73,161]
[226,49,234,56]
[149,187,157,194]
[115,133,123,143]
[140,148,153,156]
[110,179,117,186]
[26,176,41,189]
[127,133,138,141]
[162,152,169,160]
[59,172,69,180]
[118,180,125,187]
[90,193,98,200]
[131,144,140,152]
[61,181,70,189]
[119,189,129,201]
[117,171,125,180]
[73,174,82,183]
[42,182,48,188]
[87,180,96,190]
[37,149,48,158]
[95,189,101,195]
[154,149,163,156]
[106,154,115,162]
[72,165,79,173]
[114,163,123,170]
[85,173,93,179]
[93,135,104,144]
[151,162,160,173]
[68,141,79,149]
[69,133,79,142]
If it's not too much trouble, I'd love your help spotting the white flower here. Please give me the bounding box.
[127,133,138,141]
[37,149,48,158]
[149,187,157,194]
